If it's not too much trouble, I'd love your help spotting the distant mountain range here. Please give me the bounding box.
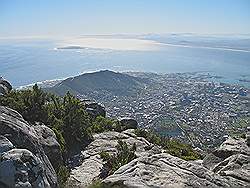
[48,70,147,98]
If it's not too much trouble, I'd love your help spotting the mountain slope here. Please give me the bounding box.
[48,70,146,98]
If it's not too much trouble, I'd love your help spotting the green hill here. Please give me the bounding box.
[48,70,146,98]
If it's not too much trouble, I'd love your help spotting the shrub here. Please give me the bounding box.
[0,86,93,150]
[52,127,66,153]
[100,140,136,177]
[0,84,49,123]
[91,116,115,133]
[47,92,93,149]
[57,165,70,188]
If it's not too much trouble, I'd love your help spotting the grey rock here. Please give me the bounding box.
[212,154,250,183]
[0,79,12,95]
[102,136,250,187]
[213,137,250,159]
[202,153,224,170]
[119,118,138,129]
[0,149,50,188]
[246,128,250,146]
[203,137,250,171]
[84,101,106,118]
[0,135,14,154]
[0,86,6,95]
[0,106,58,187]
[66,130,161,187]
[103,153,249,188]
[34,123,63,171]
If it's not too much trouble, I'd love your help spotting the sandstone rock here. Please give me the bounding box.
[0,106,58,187]
[103,153,249,188]
[66,130,161,187]
[0,149,50,188]
[246,127,250,146]
[34,123,63,171]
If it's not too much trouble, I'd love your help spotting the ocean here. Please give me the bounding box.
[0,36,250,88]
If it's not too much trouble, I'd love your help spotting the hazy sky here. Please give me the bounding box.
[1,0,250,37]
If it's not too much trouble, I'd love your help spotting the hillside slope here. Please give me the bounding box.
[48,70,147,98]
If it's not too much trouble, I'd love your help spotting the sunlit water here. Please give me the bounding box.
[0,37,250,88]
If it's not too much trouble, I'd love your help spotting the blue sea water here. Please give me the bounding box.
[0,38,250,88]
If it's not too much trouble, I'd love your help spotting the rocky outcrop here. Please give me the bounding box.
[203,137,250,170]
[34,123,63,171]
[65,129,161,187]
[65,129,250,188]
[0,148,50,188]
[83,100,106,118]
[0,106,58,187]
[103,153,247,188]
[119,118,138,129]
[213,137,250,159]
[0,79,12,95]
[103,136,250,188]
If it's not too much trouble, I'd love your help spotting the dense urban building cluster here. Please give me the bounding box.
[100,72,249,149]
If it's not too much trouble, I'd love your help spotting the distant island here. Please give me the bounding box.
[56,46,88,50]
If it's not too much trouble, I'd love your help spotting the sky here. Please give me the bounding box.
[0,0,250,37]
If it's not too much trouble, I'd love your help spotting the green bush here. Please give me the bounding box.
[52,127,66,153]
[50,92,93,148]
[100,140,136,177]
[57,165,70,188]
[0,84,49,123]
[0,86,93,150]
[91,116,115,133]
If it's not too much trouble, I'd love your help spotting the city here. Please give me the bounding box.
[87,72,250,150]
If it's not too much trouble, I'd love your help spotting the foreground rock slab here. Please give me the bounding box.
[103,152,249,188]
[0,106,58,187]
[0,148,50,188]
[66,129,161,187]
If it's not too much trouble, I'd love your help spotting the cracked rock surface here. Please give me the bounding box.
[104,137,250,188]
[0,106,58,187]
[66,129,250,188]
[65,129,161,187]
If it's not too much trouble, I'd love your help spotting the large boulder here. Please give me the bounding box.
[0,148,50,188]
[212,137,250,159]
[203,137,250,170]
[83,100,106,118]
[34,123,63,171]
[212,154,250,183]
[65,129,161,187]
[101,135,250,187]
[201,136,250,187]
[119,118,138,129]
[0,106,58,187]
